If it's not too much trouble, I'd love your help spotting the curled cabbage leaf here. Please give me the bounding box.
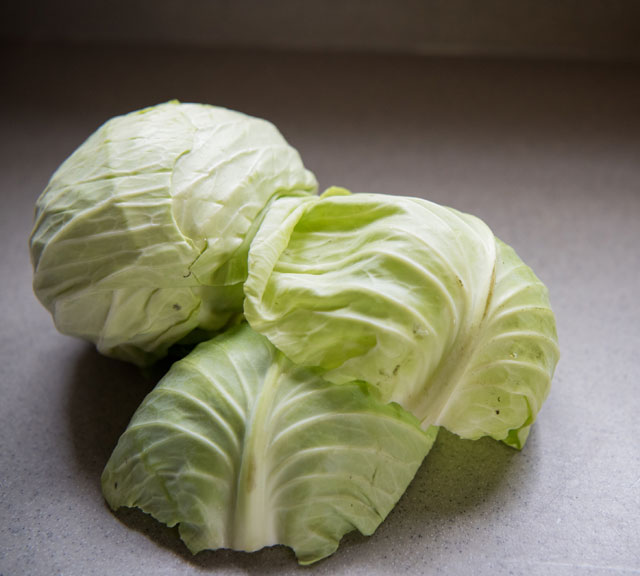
[30,101,317,364]
[244,188,559,448]
[102,323,437,565]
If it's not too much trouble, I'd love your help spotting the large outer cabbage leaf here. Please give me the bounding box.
[30,101,317,365]
[102,323,437,565]
[244,189,559,448]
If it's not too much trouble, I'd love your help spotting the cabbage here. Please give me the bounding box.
[29,103,559,566]
[102,323,438,565]
[29,101,317,364]
[244,188,559,448]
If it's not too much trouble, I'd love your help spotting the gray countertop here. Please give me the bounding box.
[1,45,639,575]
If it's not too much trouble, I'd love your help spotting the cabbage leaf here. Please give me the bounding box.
[102,323,437,565]
[244,189,559,447]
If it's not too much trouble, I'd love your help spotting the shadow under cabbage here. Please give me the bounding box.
[68,345,157,478]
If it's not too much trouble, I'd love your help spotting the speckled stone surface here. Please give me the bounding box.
[1,45,639,576]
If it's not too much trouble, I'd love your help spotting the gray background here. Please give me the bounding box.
[1,4,640,575]
[4,0,640,61]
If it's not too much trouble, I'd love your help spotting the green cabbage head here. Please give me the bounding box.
[29,101,317,364]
